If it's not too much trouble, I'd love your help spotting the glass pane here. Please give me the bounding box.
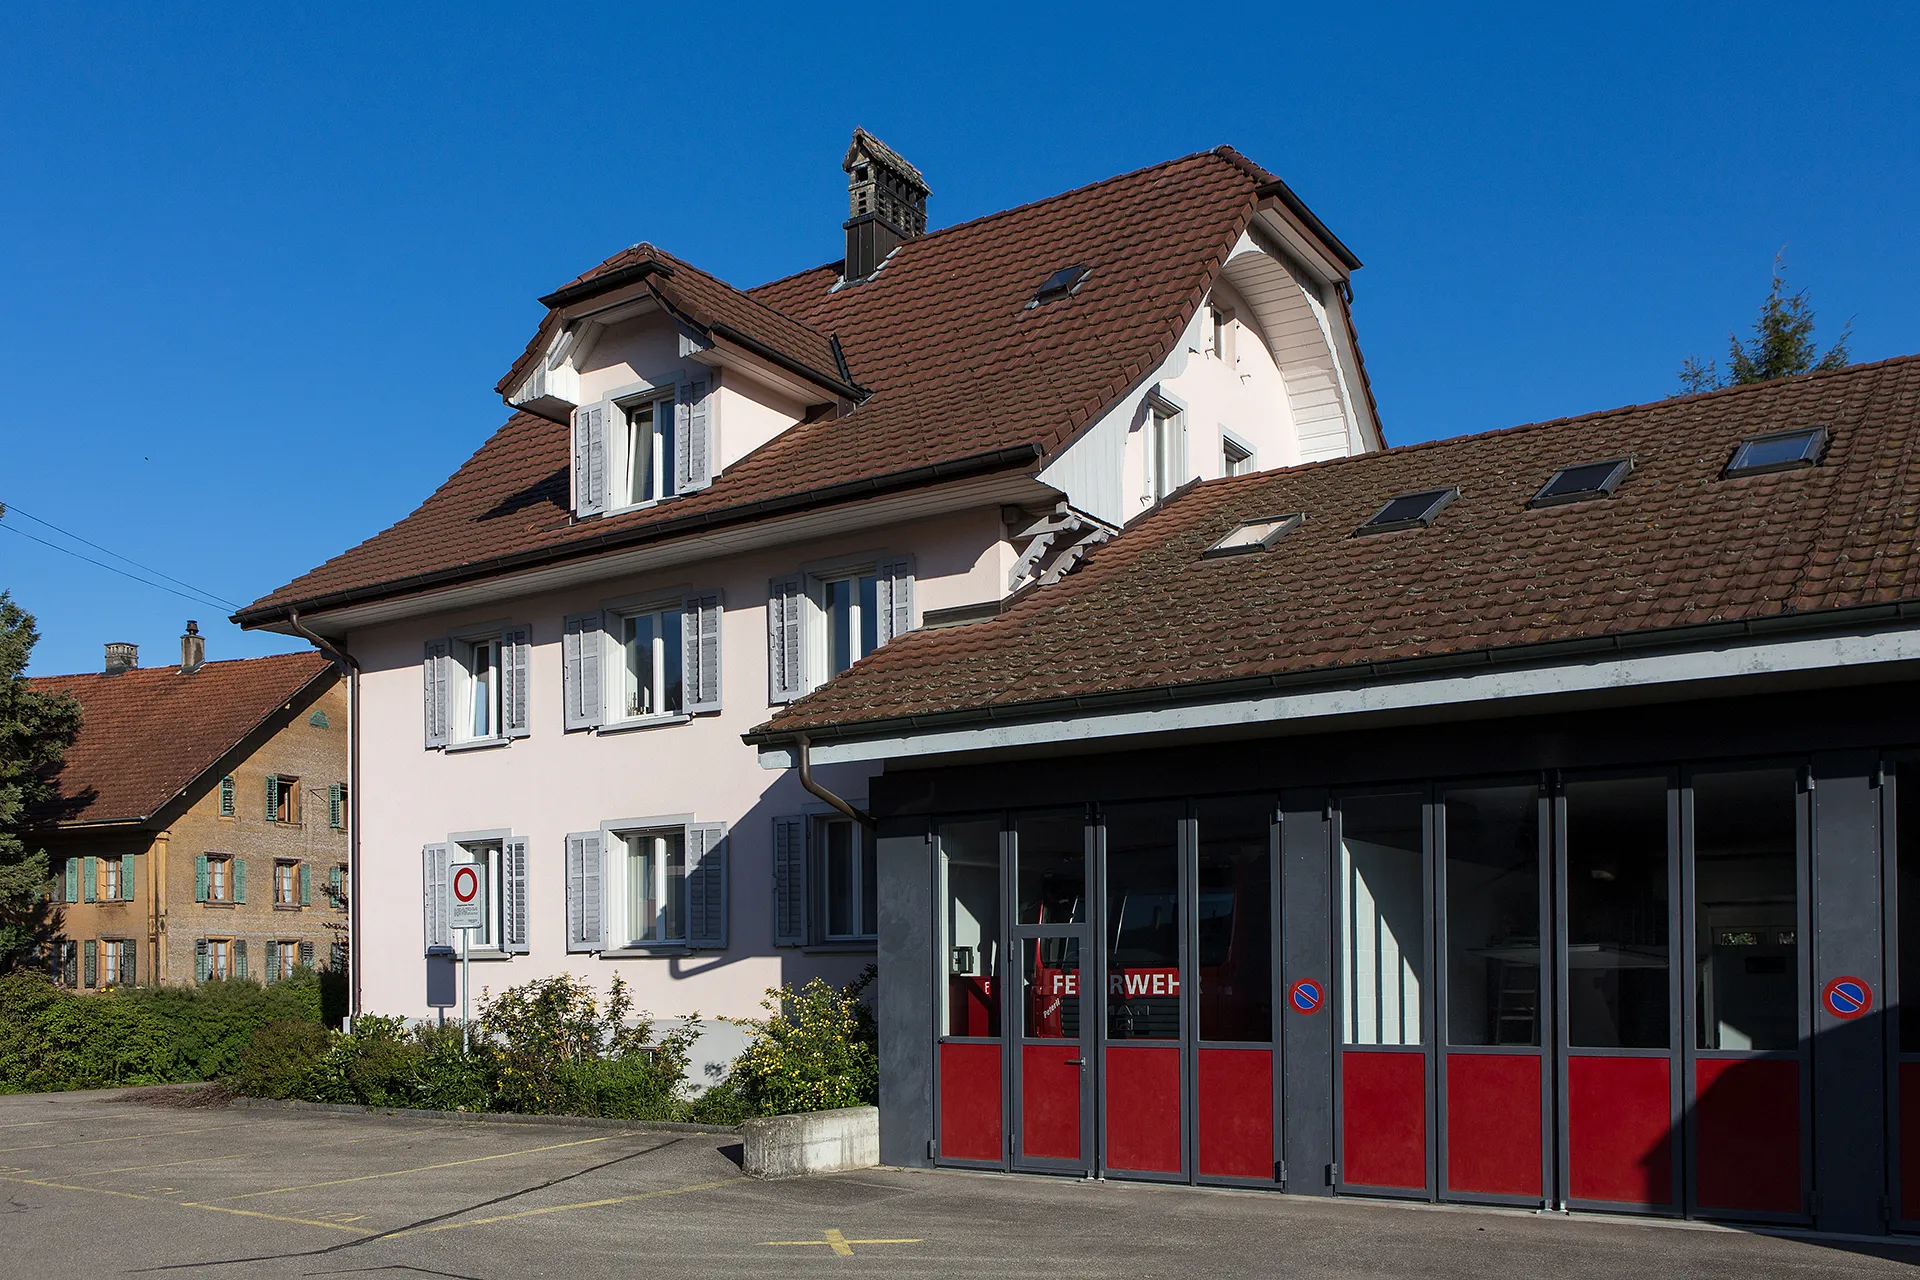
[472,642,495,737]
[661,609,683,713]
[1340,792,1426,1046]
[1198,797,1272,1042]
[861,833,878,938]
[1017,813,1085,925]
[1566,776,1670,1049]
[1445,784,1542,1047]
[942,819,1001,1037]
[828,579,854,675]
[827,820,854,938]
[624,615,653,717]
[1104,803,1182,1041]
[1693,769,1799,1051]
[628,405,652,504]
[1023,933,1082,1039]
[859,574,879,658]
[627,834,657,942]
[663,831,686,942]
[1901,763,1920,1053]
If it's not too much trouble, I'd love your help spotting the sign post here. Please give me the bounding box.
[447,860,486,1052]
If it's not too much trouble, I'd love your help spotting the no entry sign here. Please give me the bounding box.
[1822,976,1872,1020]
[448,860,485,932]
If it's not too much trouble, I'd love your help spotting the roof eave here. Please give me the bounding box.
[1253,177,1362,272]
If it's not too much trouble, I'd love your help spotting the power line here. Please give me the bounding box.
[0,500,243,610]
[0,515,240,614]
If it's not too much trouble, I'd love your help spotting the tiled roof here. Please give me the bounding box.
[27,652,336,826]
[754,355,1920,739]
[241,147,1286,623]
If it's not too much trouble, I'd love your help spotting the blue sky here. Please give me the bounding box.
[3,3,1915,675]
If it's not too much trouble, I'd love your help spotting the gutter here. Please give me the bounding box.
[290,609,363,1024]
[796,735,874,829]
[537,259,675,310]
[746,597,1920,750]
[235,443,1044,629]
[1253,177,1362,271]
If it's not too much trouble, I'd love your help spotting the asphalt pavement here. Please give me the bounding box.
[0,1087,1913,1278]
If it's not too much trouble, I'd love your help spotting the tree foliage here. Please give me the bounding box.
[1678,252,1853,395]
[0,590,81,972]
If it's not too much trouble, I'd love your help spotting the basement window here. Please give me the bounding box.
[1356,488,1458,535]
[1204,513,1304,558]
[1530,458,1633,508]
[1724,426,1827,477]
[1029,264,1090,306]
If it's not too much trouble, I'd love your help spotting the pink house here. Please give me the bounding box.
[237,132,1382,1070]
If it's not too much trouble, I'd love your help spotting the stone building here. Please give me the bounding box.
[31,626,348,987]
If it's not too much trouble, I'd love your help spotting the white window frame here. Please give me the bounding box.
[1143,391,1188,504]
[443,619,518,749]
[451,834,506,954]
[815,815,877,943]
[616,388,678,509]
[1222,429,1255,478]
[1209,303,1237,362]
[592,587,698,732]
[614,604,686,723]
[100,939,122,987]
[811,568,881,686]
[599,814,696,952]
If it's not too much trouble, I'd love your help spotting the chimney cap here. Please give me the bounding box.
[185,620,199,636]
[844,128,930,195]
[104,642,138,675]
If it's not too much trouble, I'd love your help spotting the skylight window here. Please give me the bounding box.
[1029,264,1090,306]
[1356,488,1458,535]
[1724,426,1827,477]
[1203,513,1304,558]
[1530,457,1633,508]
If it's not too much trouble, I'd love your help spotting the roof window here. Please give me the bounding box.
[1356,488,1458,535]
[1029,264,1090,306]
[1203,513,1304,558]
[1724,426,1827,477]
[1530,458,1633,508]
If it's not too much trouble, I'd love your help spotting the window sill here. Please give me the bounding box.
[459,947,514,961]
[599,944,693,958]
[444,736,511,754]
[596,713,692,736]
[199,901,236,909]
[273,903,304,912]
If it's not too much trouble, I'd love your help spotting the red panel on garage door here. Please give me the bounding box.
[1567,1055,1672,1205]
[1341,1050,1427,1189]
[1021,1043,1083,1161]
[1694,1057,1801,1215]
[1105,1044,1182,1174]
[1197,1048,1273,1181]
[1445,1054,1541,1198]
[938,1041,1002,1162]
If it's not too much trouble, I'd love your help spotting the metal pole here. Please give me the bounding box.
[461,927,470,1054]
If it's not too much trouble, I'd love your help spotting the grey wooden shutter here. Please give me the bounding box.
[676,378,712,492]
[83,939,97,988]
[195,855,209,902]
[422,843,451,952]
[572,401,608,516]
[266,940,280,982]
[565,831,603,952]
[233,858,246,904]
[682,593,723,713]
[767,574,806,703]
[503,836,530,954]
[83,856,96,903]
[423,640,451,748]
[562,612,604,731]
[685,823,729,949]
[772,814,807,946]
[876,554,916,646]
[502,625,532,738]
[120,854,135,902]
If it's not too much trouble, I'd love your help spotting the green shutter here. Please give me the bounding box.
[329,864,343,907]
[64,858,77,904]
[328,783,343,829]
[233,858,246,905]
[82,939,97,988]
[234,939,247,981]
[195,939,209,982]
[124,943,135,987]
[220,775,234,816]
[83,857,97,903]
[195,855,209,902]
[120,854,135,902]
[299,941,314,970]
[265,776,280,821]
[265,940,279,982]
[299,864,311,907]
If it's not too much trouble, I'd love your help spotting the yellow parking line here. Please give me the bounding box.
[0,1121,58,1130]
[69,1152,248,1178]
[175,1200,374,1233]
[0,1124,245,1154]
[0,1170,368,1236]
[218,1132,631,1201]
[412,1175,747,1233]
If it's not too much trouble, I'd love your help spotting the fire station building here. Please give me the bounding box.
[749,354,1920,1236]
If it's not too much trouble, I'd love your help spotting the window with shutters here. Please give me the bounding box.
[621,392,677,506]
[274,940,303,981]
[328,782,347,829]
[427,626,530,748]
[457,839,505,951]
[207,937,232,981]
[617,606,684,720]
[99,858,121,901]
[574,380,714,519]
[100,939,127,987]
[267,775,299,824]
[769,556,913,702]
[275,860,299,907]
[613,827,687,946]
[565,594,721,731]
[574,818,727,953]
[205,855,233,904]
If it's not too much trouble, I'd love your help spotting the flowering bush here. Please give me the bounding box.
[724,966,878,1118]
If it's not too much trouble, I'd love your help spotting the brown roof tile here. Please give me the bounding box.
[28,652,336,826]
[756,355,1920,739]
[242,148,1280,623]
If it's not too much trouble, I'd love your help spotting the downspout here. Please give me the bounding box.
[795,734,875,829]
[288,608,362,1025]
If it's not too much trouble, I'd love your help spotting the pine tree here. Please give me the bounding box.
[1677,251,1853,395]
[0,589,82,972]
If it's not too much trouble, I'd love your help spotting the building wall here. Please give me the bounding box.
[45,676,349,989]
[348,504,1007,1024]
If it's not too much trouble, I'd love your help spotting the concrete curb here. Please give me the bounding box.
[742,1104,879,1178]
[229,1096,739,1135]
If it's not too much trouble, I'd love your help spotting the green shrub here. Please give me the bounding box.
[684,1074,750,1126]
[234,1020,332,1099]
[726,966,878,1118]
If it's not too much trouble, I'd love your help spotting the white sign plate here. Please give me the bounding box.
[448,860,486,932]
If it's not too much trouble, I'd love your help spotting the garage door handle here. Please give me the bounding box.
[1065,1058,1085,1067]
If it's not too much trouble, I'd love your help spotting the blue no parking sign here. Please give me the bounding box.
[1822,976,1872,1020]
[1289,979,1324,1015]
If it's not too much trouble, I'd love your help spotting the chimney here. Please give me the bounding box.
[104,642,138,675]
[181,621,205,675]
[843,128,929,284]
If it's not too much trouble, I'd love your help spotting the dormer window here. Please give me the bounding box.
[571,378,713,517]
[625,395,677,505]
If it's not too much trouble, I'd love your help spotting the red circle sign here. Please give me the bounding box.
[1823,976,1872,1020]
[1289,979,1325,1014]
[452,865,481,903]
